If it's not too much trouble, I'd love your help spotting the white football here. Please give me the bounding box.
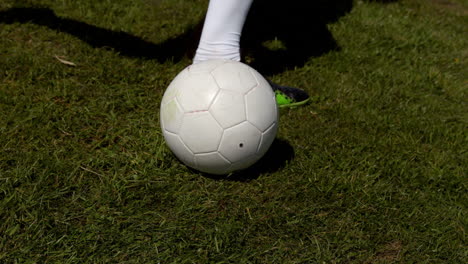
[160,60,278,175]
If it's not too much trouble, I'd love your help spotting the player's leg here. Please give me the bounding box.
[193,0,252,63]
[194,0,310,108]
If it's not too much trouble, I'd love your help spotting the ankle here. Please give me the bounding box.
[193,40,241,64]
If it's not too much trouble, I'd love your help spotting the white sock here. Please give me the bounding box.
[193,0,253,64]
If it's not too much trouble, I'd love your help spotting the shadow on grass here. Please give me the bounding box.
[202,138,295,182]
[0,1,356,75]
[242,0,352,75]
[0,7,196,62]
[0,1,398,74]
[242,0,395,75]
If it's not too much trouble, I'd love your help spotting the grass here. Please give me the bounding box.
[0,0,467,262]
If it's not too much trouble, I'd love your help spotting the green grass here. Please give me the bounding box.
[1,0,466,262]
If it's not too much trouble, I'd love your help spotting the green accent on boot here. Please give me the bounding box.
[275,89,310,108]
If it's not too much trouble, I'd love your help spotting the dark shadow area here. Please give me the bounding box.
[203,138,295,182]
[0,1,398,74]
[0,1,356,74]
[241,0,353,75]
[0,7,198,62]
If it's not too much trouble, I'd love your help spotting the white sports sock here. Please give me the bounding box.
[193,0,253,64]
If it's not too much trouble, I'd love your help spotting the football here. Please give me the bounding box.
[160,60,278,175]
